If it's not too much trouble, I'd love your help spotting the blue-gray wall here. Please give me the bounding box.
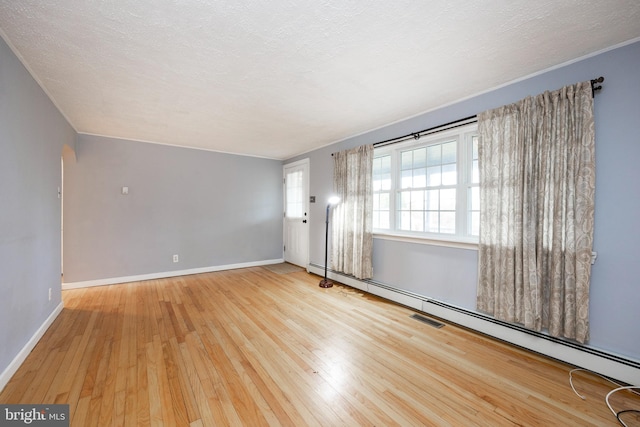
[0,37,75,375]
[289,40,640,362]
[63,134,283,282]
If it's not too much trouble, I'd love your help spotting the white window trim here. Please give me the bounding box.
[373,231,478,250]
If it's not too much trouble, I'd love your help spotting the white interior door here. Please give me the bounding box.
[283,159,309,268]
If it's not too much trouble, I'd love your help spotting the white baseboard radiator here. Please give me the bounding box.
[308,263,640,385]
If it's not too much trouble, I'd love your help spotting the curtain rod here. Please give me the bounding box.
[328,76,608,155]
[370,76,605,150]
[372,115,477,149]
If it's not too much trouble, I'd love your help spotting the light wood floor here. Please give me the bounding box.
[1,267,638,426]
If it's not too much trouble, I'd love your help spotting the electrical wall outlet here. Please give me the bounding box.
[48,288,52,301]
[173,254,179,263]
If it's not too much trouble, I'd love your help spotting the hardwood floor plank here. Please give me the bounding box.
[162,338,191,426]
[1,267,638,426]
[73,394,91,427]
[145,340,163,427]
[96,287,123,427]
[176,336,225,426]
[20,346,66,404]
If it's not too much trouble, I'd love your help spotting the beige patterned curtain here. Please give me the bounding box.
[477,81,595,343]
[331,144,374,279]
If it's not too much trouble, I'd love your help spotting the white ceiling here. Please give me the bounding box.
[1,1,639,160]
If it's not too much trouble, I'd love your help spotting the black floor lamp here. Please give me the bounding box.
[319,196,340,288]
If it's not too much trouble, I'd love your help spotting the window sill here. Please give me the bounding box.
[373,231,478,250]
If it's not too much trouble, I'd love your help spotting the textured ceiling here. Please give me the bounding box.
[1,1,639,159]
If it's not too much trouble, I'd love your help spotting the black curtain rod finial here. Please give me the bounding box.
[591,76,604,97]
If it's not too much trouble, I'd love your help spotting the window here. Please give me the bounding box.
[285,168,304,218]
[468,135,480,236]
[372,156,391,229]
[373,122,479,242]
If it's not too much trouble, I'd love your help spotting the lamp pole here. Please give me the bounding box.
[319,196,339,288]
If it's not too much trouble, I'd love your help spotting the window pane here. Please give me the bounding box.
[381,173,391,190]
[425,211,439,232]
[441,163,456,185]
[401,151,413,169]
[441,189,456,210]
[400,191,411,210]
[472,136,479,160]
[401,170,412,188]
[470,187,480,210]
[379,212,390,229]
[471,212,480,236]
[427,145,441,166]
[373,157,382,191]
[471,136,480,184]
[286,169,303,218]
[426,166,441,186]
[426,189,439,210]
[411,190,424,210]
[442,141,456,164]
[379,192,389,210]
[440,212,456,234]
[400,211,411,230]
[373,155,392,232]
[411,211,424,231]
[381,155,391,173]
[413,168,426,187]
[472,160,479,184]
[413,148,426,168]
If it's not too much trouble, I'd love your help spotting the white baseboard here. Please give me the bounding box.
[62,258,285,290]
[0,302,64,393]
[308,264,640,385]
